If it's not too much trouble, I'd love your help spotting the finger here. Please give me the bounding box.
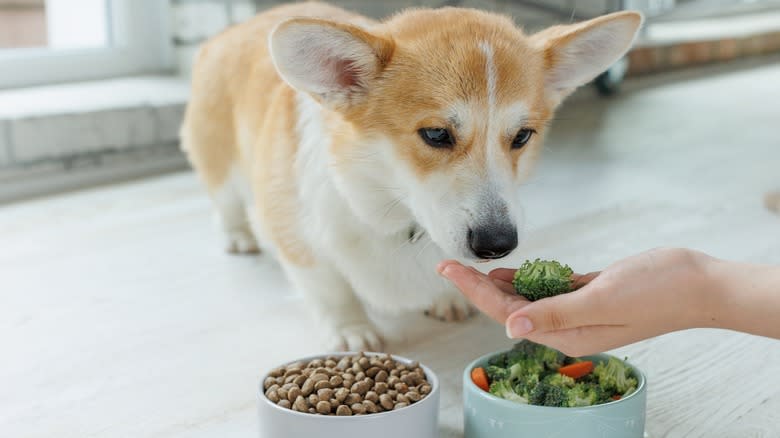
[438,261,529,324]
[571,271,601,290]
[488,268,516,282]
[491,278,516,295]
[523,324,631,357]
[505,287,606,336]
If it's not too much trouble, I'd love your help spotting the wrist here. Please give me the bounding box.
[684,249,728,329]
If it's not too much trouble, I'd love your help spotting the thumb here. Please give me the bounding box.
[505,288,601,338]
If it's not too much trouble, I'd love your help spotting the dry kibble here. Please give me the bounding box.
[329,375,343,387]
[379,393,394,410]
[351,402,366,415]
[374,382,388,394]
[268,354,431,416]
[301,379,315,396]
[363,400,378,413]
[365,366,380,378]
[316,400,331,414]
[351,380,370,396]
[406,391,421,402]
[293,395,309,412]
[287,387,302,403]
[334,387,349,403]
[293,374,307,387]
[310,373,329,383]
[266,390,280,403]
[284,367,302,378]
[317,388,333,401]
[345,393,363,405]
[314,380,331,391]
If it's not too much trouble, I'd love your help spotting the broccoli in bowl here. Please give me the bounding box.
[470,341,639,408]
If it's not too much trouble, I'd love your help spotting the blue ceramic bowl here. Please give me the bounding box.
[463,350,647,438]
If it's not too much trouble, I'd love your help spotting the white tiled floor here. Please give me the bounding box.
[2,58,780,437]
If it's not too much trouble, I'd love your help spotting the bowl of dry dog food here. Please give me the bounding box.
[258,352,440,438]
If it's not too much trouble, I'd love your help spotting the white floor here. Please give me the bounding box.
[2,58,780,438]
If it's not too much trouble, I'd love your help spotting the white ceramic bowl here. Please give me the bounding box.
[258,352,440,438]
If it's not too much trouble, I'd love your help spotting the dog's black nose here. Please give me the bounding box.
[468,225,518,259]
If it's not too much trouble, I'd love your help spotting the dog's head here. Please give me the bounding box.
[270,7,642,261]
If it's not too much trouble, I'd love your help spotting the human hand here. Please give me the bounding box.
[437,248,715,356]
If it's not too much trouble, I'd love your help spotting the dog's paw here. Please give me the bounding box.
[224,229,260,254]
[425,293,476,322]
[326,324,385,352]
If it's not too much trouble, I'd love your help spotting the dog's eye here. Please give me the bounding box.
[418,128,455,148]
[511,128,535,149]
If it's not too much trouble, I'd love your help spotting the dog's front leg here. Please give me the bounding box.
[283,261,384,352]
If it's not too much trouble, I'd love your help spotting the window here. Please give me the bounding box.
[0,0,172,89]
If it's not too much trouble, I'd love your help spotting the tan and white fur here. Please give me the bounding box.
[180,2,643,351]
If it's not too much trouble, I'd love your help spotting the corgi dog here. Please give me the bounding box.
[180,2,642,351]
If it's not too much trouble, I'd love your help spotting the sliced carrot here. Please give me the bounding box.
[558,361,594,379]
[612,395,622,401]
[471,367,490,392]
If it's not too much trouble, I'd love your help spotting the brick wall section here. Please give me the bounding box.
[628,31,780,76]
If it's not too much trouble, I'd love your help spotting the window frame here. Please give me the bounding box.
[0,0,173,89]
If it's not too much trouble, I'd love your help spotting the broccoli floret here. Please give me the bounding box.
[543,373,576,389]
[511,340,566,370]
[513,259,574,301]
[565,383,604,407]
[529,382,567,407]
[593,357,638,396]
[485,365,509,382]
[513,373,540,400]
[489,379,528,404]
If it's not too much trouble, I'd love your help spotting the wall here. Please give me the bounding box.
[168,0,625,77]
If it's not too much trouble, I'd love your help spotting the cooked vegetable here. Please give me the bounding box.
[593,357,638,396]
[473,341,638,407]
[558,361,594,379]
[512,259,574,301]
[471,367,490,392]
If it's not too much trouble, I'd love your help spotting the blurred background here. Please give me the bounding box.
[0,0,779,200]
[1,1,779,438]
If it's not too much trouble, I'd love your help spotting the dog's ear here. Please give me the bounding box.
[269,18,394,109]
[533,11,643,102]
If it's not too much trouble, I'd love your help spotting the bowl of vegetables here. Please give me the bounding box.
[463,341,647,438]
